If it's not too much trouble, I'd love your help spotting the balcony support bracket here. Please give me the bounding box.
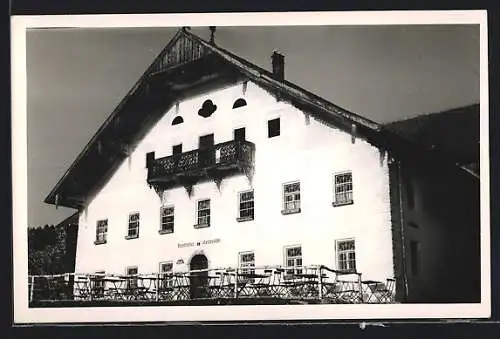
[205,168,224,190]
[242,165,254,185]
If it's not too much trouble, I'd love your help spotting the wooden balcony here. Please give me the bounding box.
[147,140,255,192]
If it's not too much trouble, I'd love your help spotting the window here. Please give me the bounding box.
[239,251,255,282]
[237,190,254,221]
[232,98,247,109]
[159,206,174,234]
[159,262,174,288]
[268,118,280,138]
[410,240,420,276]
[336,239,356,273]
[171,116,184,125]
[282,181,301,214]
[234,127,246,141]
[405,176,415,209]
[333,172,354,206]
[95,219,108,244]
[126,266,138,290]
[126,212,140,239]
[172,144,183,155]
[195,199,210,228]
[285,246,302,277]
[93,271,105,298]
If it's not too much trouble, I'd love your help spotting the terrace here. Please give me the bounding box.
[28,265,396,307]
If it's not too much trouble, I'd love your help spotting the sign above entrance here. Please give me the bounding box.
[177,238,221,249]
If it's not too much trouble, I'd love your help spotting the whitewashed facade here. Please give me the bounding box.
[74,81,394,282]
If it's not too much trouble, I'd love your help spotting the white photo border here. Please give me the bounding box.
[11,10,490,323]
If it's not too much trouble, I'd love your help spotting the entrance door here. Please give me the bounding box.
[199,134,215,167]
[234,127,246,141]
[190,254,209,299]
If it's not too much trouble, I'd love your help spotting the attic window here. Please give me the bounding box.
[172,116,184,125]
[198,100,217,118]
[232,98,247,109]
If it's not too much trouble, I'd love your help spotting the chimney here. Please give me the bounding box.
[209,26,216,44]
[271,50,285,81]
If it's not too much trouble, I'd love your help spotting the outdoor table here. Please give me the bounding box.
[361,280,386,303]
[102,276,127,300]
[138,276,160,300]
[74,278,91,300]
[171,274,191,300]
[206,275,225,298]
[239,273,271,297]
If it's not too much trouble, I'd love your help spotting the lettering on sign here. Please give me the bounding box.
[177,238,221,248]
[202,238,221,245]
[178,242,195,248]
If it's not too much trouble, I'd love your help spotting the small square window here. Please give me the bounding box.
[333,172,354,207]
[195,199,211,228]
[282,181,301,214]
[159,206,175,234]
[126,212,140,239]
[93,271,106,298]
[237,190,254,222]
[159,262,174,288]
[405,176,415,210]
[410,240,420,276]
[336,239,356,273]
[239,251,255,282]
[268,118,280,138]
[284,246,302,278]
[126,266,138,289]
[95,219,108,244]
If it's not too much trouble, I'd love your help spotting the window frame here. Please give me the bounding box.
[237,189,254,222]
[126,266,139,290]
[333,171,354,207]
[159,205,175,234]
[410,240,420,276]
[125,212,140,239]
[93,271,106,298]
[159,261,174,288]
[335,239,357,273]
[267,117,281,138]
[94,219,108,245]
[195,198,211,228]
[281,181,301,215]
[238,251,256,283]
[404,175,416,210]
[284,245,303,278]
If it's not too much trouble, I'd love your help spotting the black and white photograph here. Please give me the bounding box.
[11,11,490,323]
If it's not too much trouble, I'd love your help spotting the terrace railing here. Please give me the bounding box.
[28,265,396,305]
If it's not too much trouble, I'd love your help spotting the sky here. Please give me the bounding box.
[25,25,480,228]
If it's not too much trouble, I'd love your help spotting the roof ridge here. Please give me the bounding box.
[182,29,382,131]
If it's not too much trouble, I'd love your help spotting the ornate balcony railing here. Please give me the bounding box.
[28,265,396,306]
[147,140,255,190]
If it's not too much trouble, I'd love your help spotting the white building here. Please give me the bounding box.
[44,27,480,303]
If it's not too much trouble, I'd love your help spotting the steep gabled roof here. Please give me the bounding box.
[44,28,478,209]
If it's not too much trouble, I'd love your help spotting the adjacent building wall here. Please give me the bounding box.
[399,158,480,303]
